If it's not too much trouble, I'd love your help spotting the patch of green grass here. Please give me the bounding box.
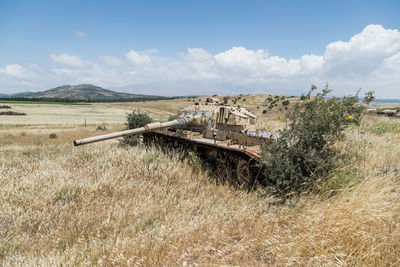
[55,186,78,203]
[78,152,92,161]
[365,122,400,135]
[0,241,17,260]
[316,168,361,195]
[188,151,203,172]
[134,215,159,232]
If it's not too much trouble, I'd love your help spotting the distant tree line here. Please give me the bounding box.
[0,97,82,103]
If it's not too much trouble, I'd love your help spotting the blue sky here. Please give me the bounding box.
[0,0,399,97]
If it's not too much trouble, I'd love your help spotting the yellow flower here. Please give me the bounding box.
[346,114,353,120]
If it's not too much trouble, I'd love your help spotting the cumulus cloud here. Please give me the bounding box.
[50,54,84,67]
[0,64,35,78]
[324,24,400,77]
[214,47,323,79]
[216,47,269,69]
[125,50,152,67]
[1,24,399,97]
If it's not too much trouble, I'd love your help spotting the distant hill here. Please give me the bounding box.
[3,84,164,101]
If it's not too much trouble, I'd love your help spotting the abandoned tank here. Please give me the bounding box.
[73,98,278,186]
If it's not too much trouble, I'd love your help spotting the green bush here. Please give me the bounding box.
[168,114,179,121]
[49,133,57,139]
[260,85,374,198]
[120,110,153,146]
[96,126,107,131]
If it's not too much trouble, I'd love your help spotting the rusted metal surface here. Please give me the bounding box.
[152,129,266,161]
[143,131,266,186]
[73,100,276,186]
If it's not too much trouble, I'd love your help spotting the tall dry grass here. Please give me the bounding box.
[0,116,399,266]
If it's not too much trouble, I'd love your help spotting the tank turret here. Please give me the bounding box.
[73,100,277,186]
[74,101,258,146]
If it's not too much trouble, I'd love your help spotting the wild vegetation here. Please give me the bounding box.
[260,87,374,197]
[0,105,26,116]
[0,111,26,116]
[120,110,153,146]
[0,96,399,265]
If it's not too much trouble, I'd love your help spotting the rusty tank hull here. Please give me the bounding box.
[142,128,275,186]
[73,98,277,186]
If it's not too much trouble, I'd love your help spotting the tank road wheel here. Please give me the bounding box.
[207,151,231,185]
[236,158,254,186]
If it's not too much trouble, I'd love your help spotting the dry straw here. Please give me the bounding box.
[0,115,399,266]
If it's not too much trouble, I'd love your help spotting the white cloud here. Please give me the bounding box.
[324,24,400,77]
[50,53,84,67]
[0,64,35,78]
[382,52,400,73]
[1,24,399,97]
[215,47,269,69]
[125,50,152,67]
[173,47,323,82]
[101,56,122,66]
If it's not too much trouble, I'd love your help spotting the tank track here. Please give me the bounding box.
[143,131,265,187]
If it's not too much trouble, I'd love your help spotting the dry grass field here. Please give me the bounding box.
[1,98,400,266]
[0,94,290,127]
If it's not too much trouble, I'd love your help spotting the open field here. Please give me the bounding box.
[0,98,192,126]
[0,103,130,126]
[0,100,89,105]
[0,94,289,132]
[1,99,400,266]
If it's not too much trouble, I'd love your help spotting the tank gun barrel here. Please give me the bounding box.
[73,117,192,146]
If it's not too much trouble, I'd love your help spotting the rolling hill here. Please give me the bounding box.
[2,84,165,101]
